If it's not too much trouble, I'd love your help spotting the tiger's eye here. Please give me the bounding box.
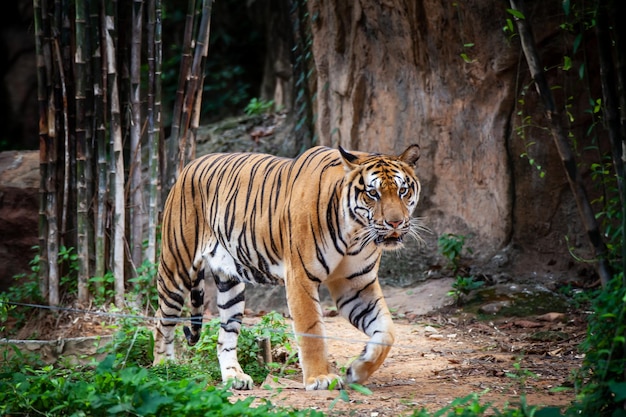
[399,186,408,196]
[367,189,378,199]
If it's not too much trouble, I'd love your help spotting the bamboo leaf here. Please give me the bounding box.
[506,8,525,19]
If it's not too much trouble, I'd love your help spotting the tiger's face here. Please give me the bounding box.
[340,145,423,250]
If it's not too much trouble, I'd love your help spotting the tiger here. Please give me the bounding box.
[153,144,423,390]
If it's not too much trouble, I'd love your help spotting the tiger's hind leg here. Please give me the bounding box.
[214,272,253,389]
[153,260,205,364]
[183,269,205,346]
[153,264,186,364]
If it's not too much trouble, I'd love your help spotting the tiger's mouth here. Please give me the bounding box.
[375,232,405,247]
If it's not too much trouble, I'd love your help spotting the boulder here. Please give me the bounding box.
[0,151,39,290]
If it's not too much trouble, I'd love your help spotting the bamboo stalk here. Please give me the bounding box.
[165,0,196,196]
[91,0,108,283]
[75,0,90,304]
[105,0,126,307]
[187,0,213,162]
[509,0,612,287]
[129,0,144,275]
[34,0,50,300]
[145,0,162,266]
[178,0,213,165]
[55,0,72,251]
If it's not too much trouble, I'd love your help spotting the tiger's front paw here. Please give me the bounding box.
[305,374,344,390]
[346,358,375,385]
[222,369,254,390]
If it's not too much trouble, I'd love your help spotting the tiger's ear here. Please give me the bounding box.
[339,146,360,170]
[399,144,420,167]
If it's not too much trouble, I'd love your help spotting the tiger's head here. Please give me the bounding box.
[339,145,424,250]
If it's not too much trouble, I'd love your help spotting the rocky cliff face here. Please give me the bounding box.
[307,0,595,278]
[0,151,39,289]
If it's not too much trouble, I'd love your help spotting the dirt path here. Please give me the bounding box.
[229,310,583,416]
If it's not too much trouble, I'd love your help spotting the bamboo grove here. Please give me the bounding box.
[34,0,213,307]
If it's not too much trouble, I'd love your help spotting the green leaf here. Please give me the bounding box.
[504,18,515,34]
[609,381,626,402]
[506,8,525,19]
[136,393,173,415]
[349,383,373,395]
[563,56,571,71]
[535,407,565,417]
[460,53,473,63]
[562,0,570,16]
[578,62,585,79]
[573,32,583,55]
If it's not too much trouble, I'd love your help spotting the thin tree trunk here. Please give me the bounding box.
[165,0,196,196]
[92,0,108,283]
[187,0,213,162]
[145,0,162,266]
[290,0,315,151]
[75,0,90,304]
[57,4,72,250]
[105,1,126,307]
[34,0,50,300]
[509,0,612,287]
[129,0,144,276]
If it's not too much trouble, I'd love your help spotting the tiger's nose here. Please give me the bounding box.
[386,219,404,229]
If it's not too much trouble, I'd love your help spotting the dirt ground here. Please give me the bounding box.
[231,310,584,416]
[4,277,586,417]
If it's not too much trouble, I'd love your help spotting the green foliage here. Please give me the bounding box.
[409,392,563,417]
[160,0,263,121]
[2,247,43,332]
[589,157,623,268]
[128,258,160,311]
[0,355,323,416]
[89,257,159,308]
[572,272,626,416]
[437,233,471,271]
[89,271,116,306]
[0,294,14,334]
[100,317,155,368]
[244,97,275,116]
[58,245,79,296]
[193,311,296,384]
[504,357,539,394]
[447,275,485,306]
[6,246,43,303]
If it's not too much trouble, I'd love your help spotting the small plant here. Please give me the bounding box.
[504,356,539,394]
[88,271,116,306]
[192,311,295,384]
[127,258,159,312]
[244,97,275,115]
[447,275,484,305]
[437,233,471,271]
[58,245,80,296]
[0,294,14,334]
[100,316,155,368]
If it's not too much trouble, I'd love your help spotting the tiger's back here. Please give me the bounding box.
[154,145,422,391]
[159,147,346,287]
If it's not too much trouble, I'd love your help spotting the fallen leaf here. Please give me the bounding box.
[536,312,566,322]
[513,320,543,328]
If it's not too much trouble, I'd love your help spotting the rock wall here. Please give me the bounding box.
[307,0,594,277]
[0,151,39,289]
